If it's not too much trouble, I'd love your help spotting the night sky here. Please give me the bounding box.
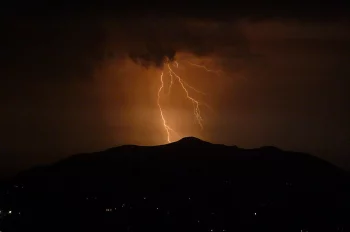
[1,1,350,176]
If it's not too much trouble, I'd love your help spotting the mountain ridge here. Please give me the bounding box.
[3,137,350,232]
[14,137,345,182]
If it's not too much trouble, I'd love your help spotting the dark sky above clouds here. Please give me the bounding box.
[1,1,350,177]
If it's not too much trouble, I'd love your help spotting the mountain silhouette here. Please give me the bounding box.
[2,137,349,232]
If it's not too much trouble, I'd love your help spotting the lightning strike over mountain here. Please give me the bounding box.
[157,59,221,143]
[157,71,177,143]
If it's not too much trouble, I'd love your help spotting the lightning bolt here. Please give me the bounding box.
[183,81,207,95]
[157,60,217,143]
[187,61,223,76]
[157,72,177,143]
[167,68,174,95]
[167,63,203,129]
[170,61,206,95]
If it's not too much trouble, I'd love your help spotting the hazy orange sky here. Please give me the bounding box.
[1,13,350,175]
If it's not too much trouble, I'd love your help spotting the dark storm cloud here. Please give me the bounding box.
[1,20,106,81]
[1,16,256,79]
[128,45,177,68]
[119,19,254,69]
[2,0,349,79]
[2,1,348,21]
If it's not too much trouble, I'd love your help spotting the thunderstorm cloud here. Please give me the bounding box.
[1,4,350,175]
[1,1,349,80]
[1,17,257,78]
[88,17,257,72]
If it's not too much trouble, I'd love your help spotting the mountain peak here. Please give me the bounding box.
[175,137,210,145]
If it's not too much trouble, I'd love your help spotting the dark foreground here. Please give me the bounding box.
[1,137,349,232]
